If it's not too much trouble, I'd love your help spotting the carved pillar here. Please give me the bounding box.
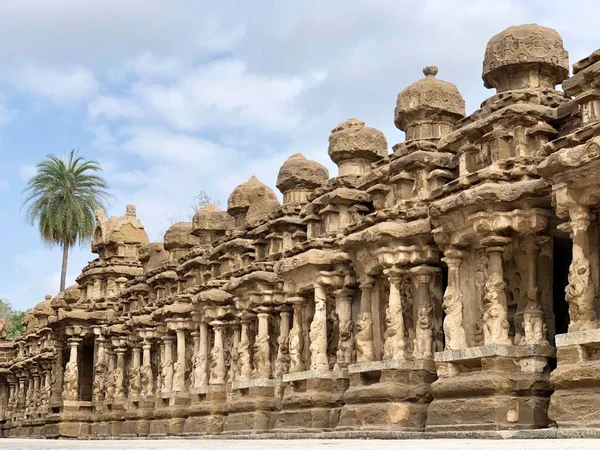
[565,205,598,331]
[63,337,81,401]
[114,346,126,400]
[32,371,40,410]
[236,317,252,381]
[441,248,468,350]
[383,268,406,360]
[411,266,436,359]
[173,328,186,391]
[17,376,25,410]
[355,279,375,362]
[229,322,240,383]
[93,338,106,402]
[521,236,549,345]
[105,347,116,402]
[141,339,154,397]
[161,335,175,393]
[253,309,272,378]
[275,309,292,377]
[334,287,354,369]
[209,321,226,385]
[309,283,329,371]
[192,323,208,388]
[288,298,305,373]
[130,345,142,398]
[482,236,512,345]
[50,341,64,404]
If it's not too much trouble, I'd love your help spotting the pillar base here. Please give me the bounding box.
[426,344,555,432]
[223,379,281,433]
[274,370,349,432]
[337,359,436,431]
[549,329,600,428]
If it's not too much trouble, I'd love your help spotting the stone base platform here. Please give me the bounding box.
[549,329,600,428]
[222,379,281,434]
[274,370,349,432]
[337,359,436,431]
[181,386,226,436]
[426,344,555,432]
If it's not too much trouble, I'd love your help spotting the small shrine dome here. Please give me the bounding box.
[328,118,388,176]
[192,204,234,236]
[394,66,465,141]
[482,23,569,92]
[163,221,198,251]
[276,153,329,204]
[227,176,280,227]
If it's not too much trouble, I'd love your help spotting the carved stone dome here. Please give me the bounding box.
[163,222,198,252]
[227,176,280,227]
[276,153,329,204]
[395,66,465,141]
[192,204,234,236]
[328,118,387,176]
[483,24,569,92]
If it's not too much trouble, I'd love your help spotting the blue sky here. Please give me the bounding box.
[0,0,598,311]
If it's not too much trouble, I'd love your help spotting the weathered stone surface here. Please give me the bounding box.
[5,23,600,441]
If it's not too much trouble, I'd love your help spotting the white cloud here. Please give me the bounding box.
[17,64,99,105]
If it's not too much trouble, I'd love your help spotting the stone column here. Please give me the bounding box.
[565,205,598,331]
[42,365,52,408]
[383,268,406,360]
[63,337,81,401]
[355,278,375,362]
[105,347,116,402]
[51,341,64,404]
[334,287,354,369]
[18,376,25,411]
[309,282,329,371]
[7,378,15,412]
[275,309,292,377]
[253,309,272,378]
[441,248,468,350]
[229,322,241,383]
[161,335,175,393]
[481,236,512,345]
[114,346,126,400]
[288,298,305,373]
[411,266,436,359]
[130,345,142,398]
[93,338,107,402]
[192,323,209,388]
[32,371,40,410]
[141,339,154,397]
[173,327,187,391]
[236,316,252,381]
[520,236,550,345]
[209,321,226,385]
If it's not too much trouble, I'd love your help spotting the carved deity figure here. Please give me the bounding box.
[128,366,142,397]
[354,312,374,362]
[335,318,353,369]
[236,329,252,380]
[160,358,173,392]
[192,353,208,387]
[62,361,79,401]
[140,364,154,397]
[566,258,598,331]
[442,288,467,350]
[92,362,107,401]
[482,279,511,345]
[414,305,434,359]
[288,322,304,373]
[252,334,271,378]
[383,303,405,360]
[521,293,549,346]
[274,334,291,376]
[113,367,125,399]
[309,300,329,370]
[209,344,226,384]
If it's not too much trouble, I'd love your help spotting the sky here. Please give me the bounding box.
[0,0,598,311]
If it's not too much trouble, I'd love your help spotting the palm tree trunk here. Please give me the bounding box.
[60,243,69,292]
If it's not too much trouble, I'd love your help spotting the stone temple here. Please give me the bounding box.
[2,23,600,439]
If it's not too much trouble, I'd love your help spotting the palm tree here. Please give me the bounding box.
[23,150,111,292]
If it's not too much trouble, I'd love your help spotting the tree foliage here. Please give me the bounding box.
[22,149,111,291]
[0,299,25,340]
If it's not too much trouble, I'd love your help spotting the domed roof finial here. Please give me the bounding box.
[423,66,438,78]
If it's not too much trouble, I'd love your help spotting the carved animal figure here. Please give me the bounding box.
[442,288,467,350]
[355,312,374,362]
[414,305,434,359]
